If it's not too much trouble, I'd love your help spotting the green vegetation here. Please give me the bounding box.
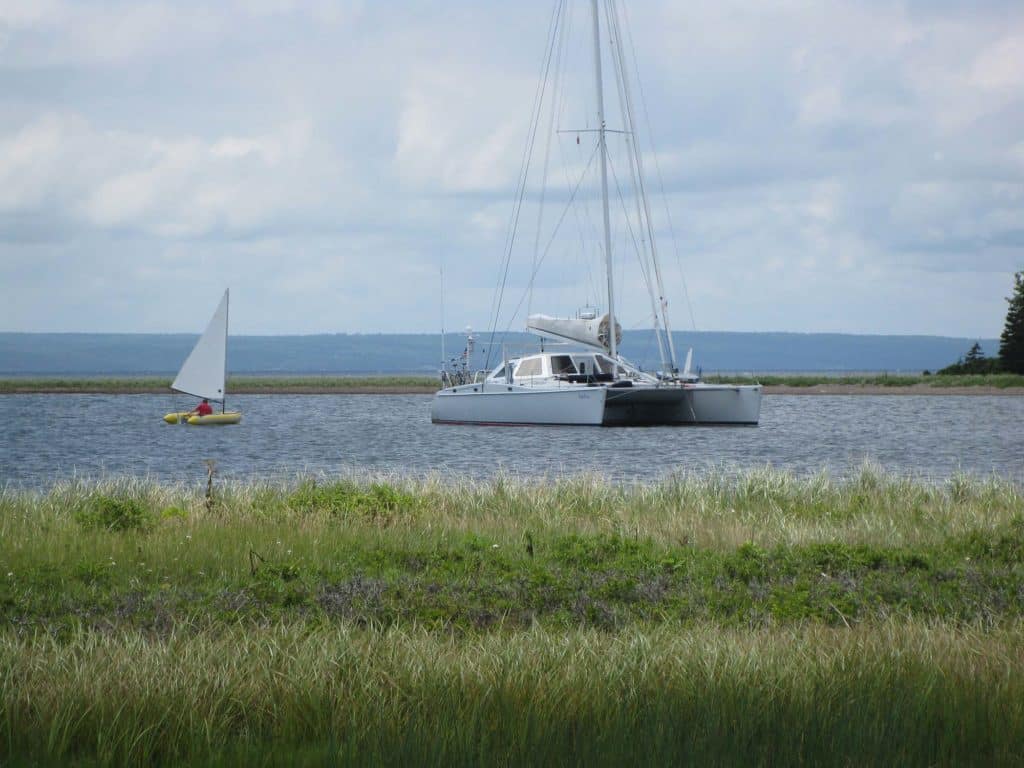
[706,372,1024,388]
[939,341,1003,375]
[3,622,1022,766]
[2,469,1023,764]
[1001,271,1024,374]
[0,375,437,394]
[932,270,1024,376]
[4,372,1024,394]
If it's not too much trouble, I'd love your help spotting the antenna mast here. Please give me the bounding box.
[440,264,446,380]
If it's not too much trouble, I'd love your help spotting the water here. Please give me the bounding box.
[2,394,1023,488]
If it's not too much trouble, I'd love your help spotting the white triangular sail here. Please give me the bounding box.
[171,290,229,402]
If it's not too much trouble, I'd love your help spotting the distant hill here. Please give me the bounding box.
[0,331,999,376]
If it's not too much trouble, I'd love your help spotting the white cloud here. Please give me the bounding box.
[971,33,1024,90]
[0,0,1022,338]
[393,62,533,193]
[0,113,321,237]
[798,86,842,126]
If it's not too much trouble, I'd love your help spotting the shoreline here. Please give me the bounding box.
[763,383,1024,396]
[3,382,1024,396]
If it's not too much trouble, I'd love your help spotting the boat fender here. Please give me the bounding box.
[610,380,633,388]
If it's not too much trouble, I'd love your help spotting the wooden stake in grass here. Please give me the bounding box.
[249,548,264,575]
[204,459,216,511]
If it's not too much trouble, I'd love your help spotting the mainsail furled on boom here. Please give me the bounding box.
[527,313,622,352]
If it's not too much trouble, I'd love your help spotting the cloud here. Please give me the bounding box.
[0,0,1022,339]
[0,113,322,238]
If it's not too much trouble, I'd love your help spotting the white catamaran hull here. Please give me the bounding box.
[431,383,761,426]
[602,384,762,426]
[431,384,608,426]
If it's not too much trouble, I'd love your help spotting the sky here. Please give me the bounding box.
[0,0,1022,338]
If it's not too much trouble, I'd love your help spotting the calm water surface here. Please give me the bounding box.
[2,394,1023,488]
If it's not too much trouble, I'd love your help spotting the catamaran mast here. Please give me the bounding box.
[223,288,229,413]
[591,0,617,362]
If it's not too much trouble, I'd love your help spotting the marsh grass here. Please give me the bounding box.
[0,376,436,393]
[2,621,1022,766]
[706,373,1024,388]
[5,373,1024,393]
[2,469,1023,764]
[1,467,1022,633]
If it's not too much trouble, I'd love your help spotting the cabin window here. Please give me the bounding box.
[551,355,576,375]
[573,355,598,373]
[593,356,612,374]
[516,358,542,377]
[489,365,508,380]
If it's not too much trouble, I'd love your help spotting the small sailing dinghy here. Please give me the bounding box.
[163,289,241,425]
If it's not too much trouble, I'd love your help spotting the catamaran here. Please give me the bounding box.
[431,0,761,426]
[163,289,241,425]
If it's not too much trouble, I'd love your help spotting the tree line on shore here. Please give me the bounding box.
[940,271,1024,375]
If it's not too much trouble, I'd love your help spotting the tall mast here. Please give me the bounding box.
[591,0,617,361]
[223,288,229,414]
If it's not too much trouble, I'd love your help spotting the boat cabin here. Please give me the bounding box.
[487,351,636,386]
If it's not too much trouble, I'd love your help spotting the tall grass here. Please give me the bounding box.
[3,465,1019,550]
[0,376,436,393]
[2,621,1022,766]
[706,372,1024,388]
[5,373,1024,393]
[1,468,1022,633]
[2,470,1023,764]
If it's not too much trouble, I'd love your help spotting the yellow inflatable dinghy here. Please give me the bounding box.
[164,411,242,425]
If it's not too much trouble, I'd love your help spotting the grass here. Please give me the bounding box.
[706,372,1024,388]
[0,375,437,393]
[3,621,1022,766]
[2,467,1023,631]
[4,373,1024,393]
[2,468,1023,764]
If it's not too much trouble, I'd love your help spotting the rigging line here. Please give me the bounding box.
[552,6,599,314]
[603,0,668,373]
[487,0,562,339]
[605,149,652,294]
[619,0,697,333]
[529,0,569,321]
[501,142,600,336]
[556,132,600,308]
[606,0,675,371]
[549,4,597,306]
[484,0,564,370]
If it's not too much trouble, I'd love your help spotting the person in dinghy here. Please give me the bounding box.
[189,399,214,418]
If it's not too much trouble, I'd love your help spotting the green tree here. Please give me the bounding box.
[965,342,985,364]
[999,271,1024,374]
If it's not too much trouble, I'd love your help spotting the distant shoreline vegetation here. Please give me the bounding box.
[3,373,1024,394]
[933,271,1024,377]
